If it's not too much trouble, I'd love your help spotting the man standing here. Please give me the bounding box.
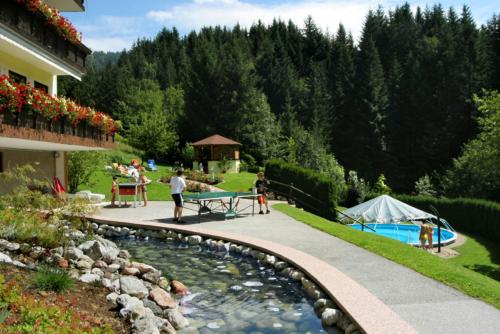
[170,170,186,223]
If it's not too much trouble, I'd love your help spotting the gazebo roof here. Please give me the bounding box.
[192,134,241,146]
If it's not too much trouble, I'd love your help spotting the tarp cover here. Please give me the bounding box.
[341,195,436,224]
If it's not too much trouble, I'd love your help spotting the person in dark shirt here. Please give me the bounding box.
[255,172,270,214]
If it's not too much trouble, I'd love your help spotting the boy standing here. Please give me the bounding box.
[170,170,186,223]
[255,172,270,214]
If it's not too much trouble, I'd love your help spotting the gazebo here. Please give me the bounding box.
[192,134,241,174]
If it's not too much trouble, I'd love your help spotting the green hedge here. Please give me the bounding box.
[395,195,500,242]
[265,160,340,220]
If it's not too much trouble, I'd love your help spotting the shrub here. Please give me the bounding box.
[265,160,340,220]
[414,174,437,196]
[374,174,391,195]
[32,265,74,292]
[396,195,500,243]
[344,171,368,207]
[247,165,263,173]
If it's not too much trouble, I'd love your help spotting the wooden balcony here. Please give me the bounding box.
[0,111,115,150]
[0,0,90,73]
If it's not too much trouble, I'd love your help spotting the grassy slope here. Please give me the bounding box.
[217,172,257,192]
[273,203,500,309]
[450,234,500,282]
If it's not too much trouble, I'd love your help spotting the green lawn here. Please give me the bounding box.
[78,164,172,201]
[273,203,500,309]
[218,172,257,192]
[450,234,500,282]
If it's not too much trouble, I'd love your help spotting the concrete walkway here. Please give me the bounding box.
[96,201,500,334]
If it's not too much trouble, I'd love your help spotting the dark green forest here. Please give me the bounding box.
[60,3,500,199]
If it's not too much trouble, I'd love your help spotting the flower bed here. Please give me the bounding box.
[16,0,82,44]
[0,75,119,135]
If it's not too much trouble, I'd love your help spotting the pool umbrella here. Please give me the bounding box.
[340,195,435,224]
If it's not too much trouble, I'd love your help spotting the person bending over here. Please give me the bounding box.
[170,170,186,223]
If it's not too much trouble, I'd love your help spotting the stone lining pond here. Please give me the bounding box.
[111,236,328,333]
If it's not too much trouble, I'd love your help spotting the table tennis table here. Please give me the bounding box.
[183,191,260,221]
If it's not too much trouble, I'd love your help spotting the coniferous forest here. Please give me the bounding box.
[60,4,500,199]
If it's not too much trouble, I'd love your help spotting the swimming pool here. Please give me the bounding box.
[348,223,457,246]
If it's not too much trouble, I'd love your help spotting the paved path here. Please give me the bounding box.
[96,201,500,334]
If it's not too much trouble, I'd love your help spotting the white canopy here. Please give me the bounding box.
[341,195,436,224]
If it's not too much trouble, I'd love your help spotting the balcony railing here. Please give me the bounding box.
[0,0,90,71]
[0,109,115,145]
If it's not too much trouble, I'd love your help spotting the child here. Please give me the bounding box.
[255,172,270,214]
[111,176,118,206]
[139,169,149,207]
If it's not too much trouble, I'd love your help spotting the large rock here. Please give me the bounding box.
[0,239,20,252]
[78,240,96,252]
[164,309,189,329]
[131,262,155,274]
[142,299,164,317]
[131,306,160,334]
[64,246,83,261]
[170,280,189,295]
[120,276,149,298]
[106,292,119,307]
[79,273,101,283]
[93,260,108,269]
[188,235,202,245]
[87,241,119,264]
[321,308,342,327]
[118,249,131,259]
[106,263,121,273]
[0,252,13,264]
[118,295,144,319]
[76,259,93,270]
[142,270,160,284]
[122,267,141,276]
[149,287,176,309]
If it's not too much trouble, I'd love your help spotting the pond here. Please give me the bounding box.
[112,237,327,333]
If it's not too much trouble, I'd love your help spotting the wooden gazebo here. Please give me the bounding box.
[192,134,241,174]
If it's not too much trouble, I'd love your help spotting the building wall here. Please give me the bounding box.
[0,49,56,94]
[0,149,56,194]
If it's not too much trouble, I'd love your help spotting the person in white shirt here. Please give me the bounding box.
[170,169,186,223]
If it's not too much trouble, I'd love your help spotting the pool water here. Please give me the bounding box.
[112,237,326,334]
[348,224,457,246]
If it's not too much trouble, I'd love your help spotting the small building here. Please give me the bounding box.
[192,135,241,174]
[0,0,116,193]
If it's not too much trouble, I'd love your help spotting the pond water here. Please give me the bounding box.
[112,237,326,334]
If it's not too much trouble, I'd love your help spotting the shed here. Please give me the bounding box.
[192,134,241,174]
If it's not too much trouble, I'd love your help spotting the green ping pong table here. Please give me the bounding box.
[183,191,260,221]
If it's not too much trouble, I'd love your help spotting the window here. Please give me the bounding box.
[34,81,48,93]
[8,71,27,84]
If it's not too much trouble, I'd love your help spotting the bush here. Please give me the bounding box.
[414,174,437,196]
[396,195,500,242]
[343,171,368,207]
[265,160,340,220]
[32,265,74,292]
[247,165,263,173]
[374,174,391,194]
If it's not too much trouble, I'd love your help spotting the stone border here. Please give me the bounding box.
[89,214,417,334]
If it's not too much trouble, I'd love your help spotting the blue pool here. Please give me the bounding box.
[348,223,457,246]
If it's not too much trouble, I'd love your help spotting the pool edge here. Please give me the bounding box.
[88,214,417,334]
